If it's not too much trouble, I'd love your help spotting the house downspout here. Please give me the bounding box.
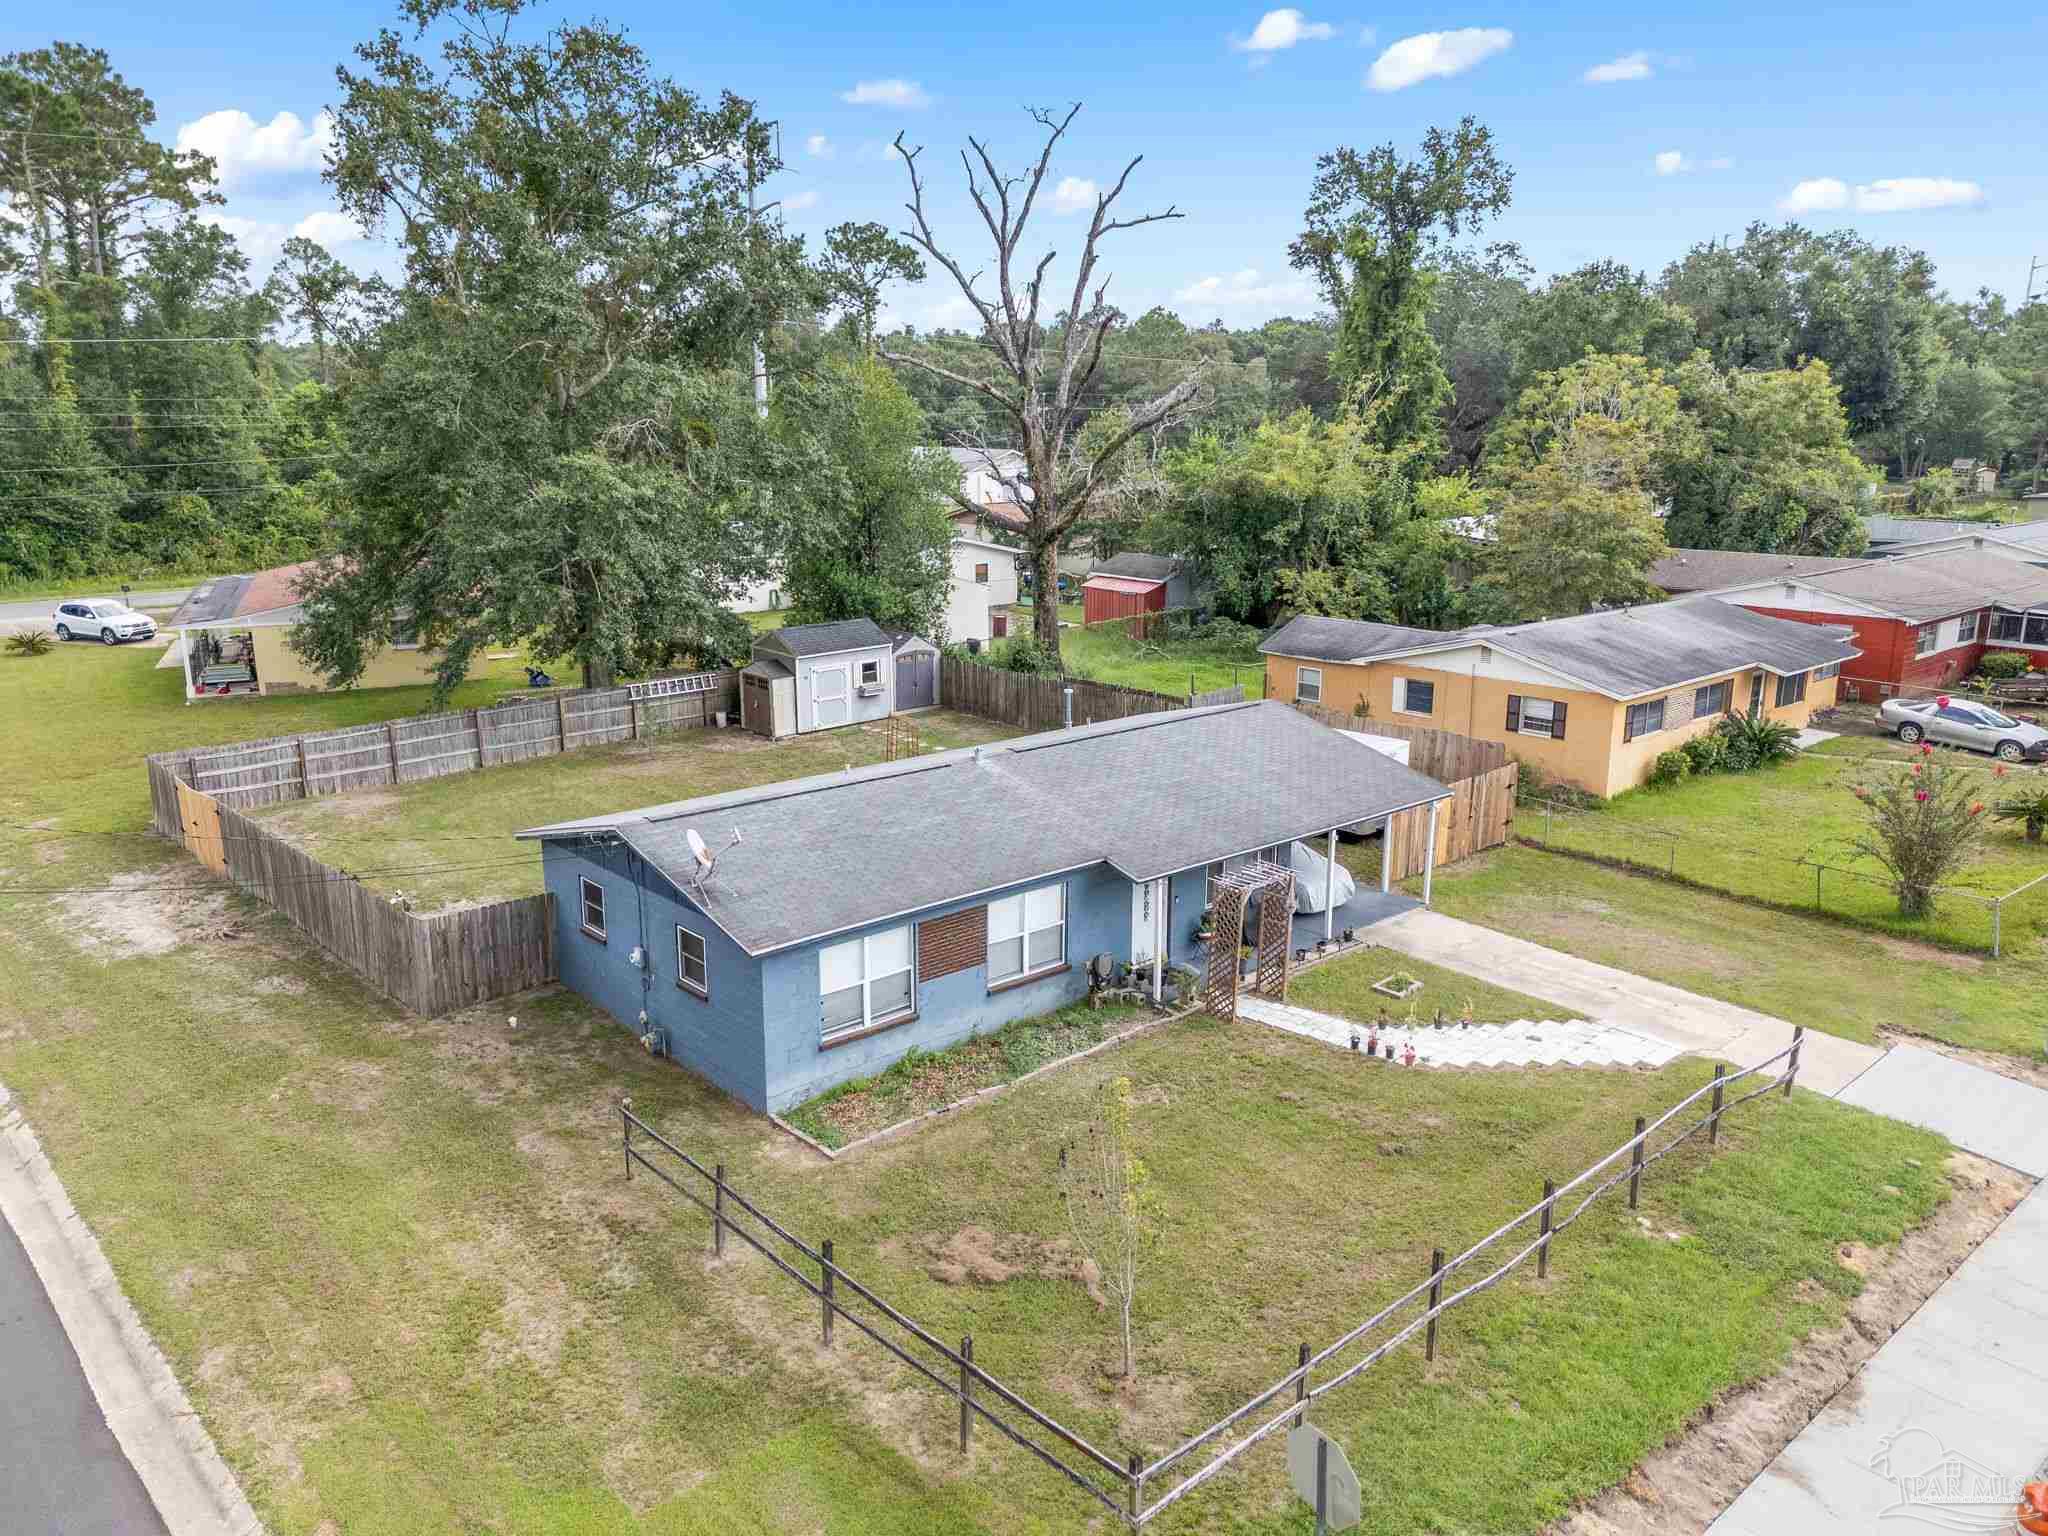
[1324,828,1337,942]
[1151,880,1164,1004]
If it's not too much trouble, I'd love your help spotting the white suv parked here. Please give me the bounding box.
[52,599,158,645]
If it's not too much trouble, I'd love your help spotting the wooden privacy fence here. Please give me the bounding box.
[939,657,1185,733]
[145,669,739,822]
[625,1035,1805,1526]
[1383,761,1520,882]
[151,761,555,1014]
[1290,701,1511,783]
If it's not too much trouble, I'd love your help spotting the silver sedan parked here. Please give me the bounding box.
[1879,698,2048,762]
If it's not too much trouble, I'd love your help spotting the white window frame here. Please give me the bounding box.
[859,658,881,686]
[1957,610,1980,644]
[1991,612,2025,643]
[987,882,1067,987]
[1516,697,1559,738]
[1393,676,1435,717]
[676,925,708,998]
[819,926,915,1042]
[578,876,606,941]
[1915,624,1938,657]
[1295,666,1323,705]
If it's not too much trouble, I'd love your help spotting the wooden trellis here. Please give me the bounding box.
[1201,861,1297,1021]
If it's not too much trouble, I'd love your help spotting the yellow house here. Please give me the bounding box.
[167,561,462,699]
[1259,599,1859,798]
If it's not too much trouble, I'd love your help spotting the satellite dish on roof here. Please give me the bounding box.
[683,827,743,895]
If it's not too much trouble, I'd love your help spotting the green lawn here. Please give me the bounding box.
[247,708,1021,909]
[1426,845,2048,1058]
[0,635,1969,1535]
[1052,622,1267,701]
[1291,944,1579,1029]
[1523,753,2048,952]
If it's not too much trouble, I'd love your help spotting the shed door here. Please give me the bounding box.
[895,652,934,710]
[811,663,850,729]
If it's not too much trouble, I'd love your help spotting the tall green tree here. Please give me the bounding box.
[776,355,954,637]
[1511,260,1695,384]
[1427,250,1526,468]
[294,0,843,693]
[1328,228,1450,457]
[1664,356,1873,554]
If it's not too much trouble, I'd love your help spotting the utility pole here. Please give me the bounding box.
[746,121,782,420]
[2028,256,2044,307]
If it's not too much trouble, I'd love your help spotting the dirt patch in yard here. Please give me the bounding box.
[912,1225,1107,1307]
[1548,1150,2030,1536]
[1870,934,1983,974]
[55,870,230,959]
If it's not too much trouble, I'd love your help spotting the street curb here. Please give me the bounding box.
[0,1080,265,1536]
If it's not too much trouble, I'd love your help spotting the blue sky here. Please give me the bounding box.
[15,1,2047,328]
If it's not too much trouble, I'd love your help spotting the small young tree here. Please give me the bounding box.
[1850,750,1986,918]
[1058,1075,1152,1385]
[1991,777,2048,843]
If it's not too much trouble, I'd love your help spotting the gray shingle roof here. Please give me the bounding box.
[754,618,891,658]
[741,657,791,680]
[1651,549,1871,594]
[520,700,1450,955]
[1260,614,1460,663]
[1464,599,1858,695]
[1795,548,2048,621]
[1089,553,1180,583]
[165,575,253,627]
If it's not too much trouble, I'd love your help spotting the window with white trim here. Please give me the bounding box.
[1774,670,1809,708]
[1295,666,1323,705]
[578,877,606,940]
[1506,694,1565,739]
[859,659,881,686]
[2027,614,2048,647]
[1958,610,1980,644]
[676,925,708,997]
[988,883,1066,986]
[1815,661,1841,680]
[820,926,915,1041]
[1991,612,2025,642]
[1914,624,1938,657]
[1393,677,1435,716]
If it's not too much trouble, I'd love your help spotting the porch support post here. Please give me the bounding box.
[1151,879,1164,1004]
[1379,817,1392,894]
[1324,828,1337,941]
[1422,801,1439,909]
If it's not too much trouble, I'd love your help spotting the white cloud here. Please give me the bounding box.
[840,79,931,109]
[1366,28,1513,91]
[1779,177,1849,213]
[1233,9,1338,52]
[1852,176,1983,212]
[1172,268,1316,316]
[1583,50,1652,83]
[1052,176,1097,215]
[1655,151,1734,176]
[174,109,332,187]
[291,210,367,247]
[805,133,834,159]
[1776,175,1983,214]
[781,189,819,212]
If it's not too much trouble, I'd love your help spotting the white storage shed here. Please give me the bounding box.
[747,619,896,735]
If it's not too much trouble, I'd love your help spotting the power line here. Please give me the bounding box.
[0,485,301,503]
[0,336,267,346]
[0,817,522,847]
[7,455,338,472]
[0,855,540,898]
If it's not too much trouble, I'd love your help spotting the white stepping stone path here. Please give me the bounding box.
[1237,994,1684,1070]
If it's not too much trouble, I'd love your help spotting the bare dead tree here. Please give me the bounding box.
[879,104,1210,658]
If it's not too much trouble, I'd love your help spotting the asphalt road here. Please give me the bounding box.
[0,588,195,628]
[0,1212,168,1535]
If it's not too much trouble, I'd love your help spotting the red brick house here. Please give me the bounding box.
[1685,548,2048,694]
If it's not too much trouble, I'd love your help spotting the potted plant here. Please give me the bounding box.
[1192,906,1216,944]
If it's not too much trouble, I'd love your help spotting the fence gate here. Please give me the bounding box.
[1201,861,1298,1020]
[176,781,226,873]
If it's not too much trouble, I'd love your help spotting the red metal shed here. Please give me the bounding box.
[1081,573,1166,627]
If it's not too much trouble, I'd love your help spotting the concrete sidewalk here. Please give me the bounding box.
[1710,1185,2048,1535]
[1370,909,1883,1095]
[0,1084,260,1536]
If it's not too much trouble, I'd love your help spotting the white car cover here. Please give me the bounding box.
[1290,838,1356,914]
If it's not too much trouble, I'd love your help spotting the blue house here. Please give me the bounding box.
[517,701,1451,1113]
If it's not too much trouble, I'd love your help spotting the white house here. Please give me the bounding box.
[946,536,1020,646]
